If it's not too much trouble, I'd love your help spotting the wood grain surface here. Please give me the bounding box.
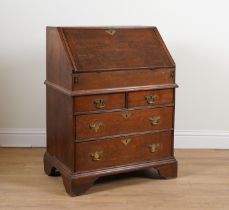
[61,27,175,71]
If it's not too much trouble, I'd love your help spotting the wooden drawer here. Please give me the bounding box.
[74,93,125,112]
[76,107,173,140]
[75,131,173,172]
[73,69,175,91]
[128,89,174,108]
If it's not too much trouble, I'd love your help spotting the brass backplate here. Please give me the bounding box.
[90,151,103,161]
[149,143,160,153]
[149,116,160,125]
[94,99,105,109]
[145,95,157,104]
[89,122,103,132]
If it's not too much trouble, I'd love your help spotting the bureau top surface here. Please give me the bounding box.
[50,26,175,72]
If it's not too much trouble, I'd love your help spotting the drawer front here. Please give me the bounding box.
[74,93,125,112]
[76,107,173,140]
[73,69,175,91]
[128,89,174,108]
[75,131,172,172]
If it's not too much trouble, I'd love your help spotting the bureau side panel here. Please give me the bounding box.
[46,27,73,90]
[46,86,74,170]
[171,88,176,156]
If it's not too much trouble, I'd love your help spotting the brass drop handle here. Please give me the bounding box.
[121,137,131,146]
[149,116,160,126]
[94,99,105,109]
[145,95,157,104]
[89,122,103,132]
[90,151,103,161]
[149,143,160,153]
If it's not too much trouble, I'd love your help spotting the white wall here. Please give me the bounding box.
[0,0,229,147]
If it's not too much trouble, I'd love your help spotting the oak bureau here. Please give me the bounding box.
[44,26,178,196]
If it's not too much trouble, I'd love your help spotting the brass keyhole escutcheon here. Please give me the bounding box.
[105,29,116,36]
[94,99,105,109]
[122,112,131,120]
[149,116,160,126]
[145,95,157,104]
[149,143,160,153]
[121,137,131,146]
[89,122,103,132]
[90,151,103,161]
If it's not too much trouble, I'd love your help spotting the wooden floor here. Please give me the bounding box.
[0,148,229,210]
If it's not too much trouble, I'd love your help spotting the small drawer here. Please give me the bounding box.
[128,89,174,108]
[75,107,173,140]
[74,93,125,112]
[75,131,172,172]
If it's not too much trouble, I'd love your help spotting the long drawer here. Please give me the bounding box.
[75,107,173,140]
[73,68,175,91]
[75,131,173,172]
